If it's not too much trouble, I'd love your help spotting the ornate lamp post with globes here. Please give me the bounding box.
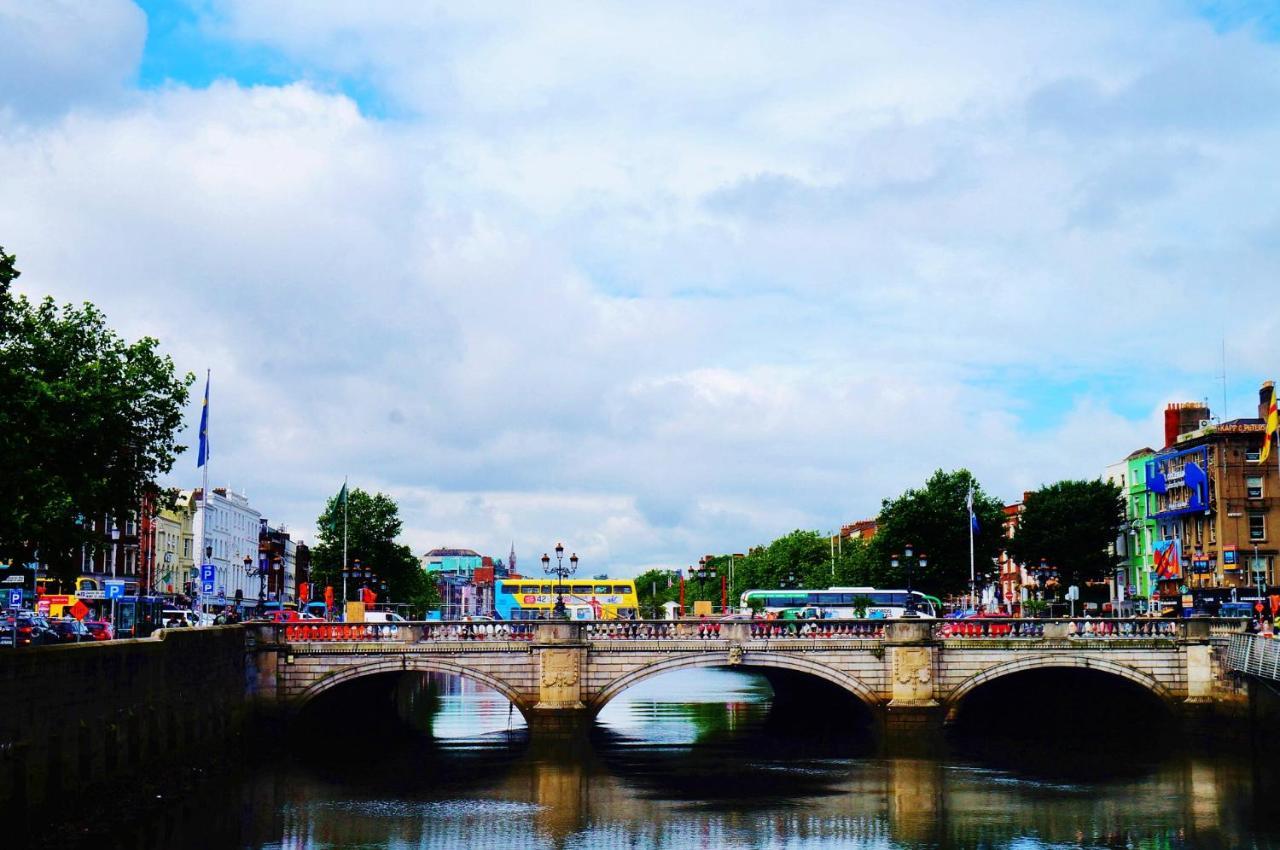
[541,543,579,619]
[890,543,927,617]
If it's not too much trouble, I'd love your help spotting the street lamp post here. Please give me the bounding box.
[541,543,578,619]
[890,544,927,617]
[1254,543,1264,605]
[690,557,720,613]
[1032,558,1059,615]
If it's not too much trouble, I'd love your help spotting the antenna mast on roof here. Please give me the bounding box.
[1219,336,1228,422]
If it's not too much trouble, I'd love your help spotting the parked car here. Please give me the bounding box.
[365,611,408,623]
[51,617,93,643]
[302,601,328,619]
[0,612,61,648]
[265,609,304,623]
[84,620,114,641]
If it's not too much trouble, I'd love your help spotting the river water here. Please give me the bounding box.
[110,668,1280,849]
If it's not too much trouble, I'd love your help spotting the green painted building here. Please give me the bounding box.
[1122,448,1158,601]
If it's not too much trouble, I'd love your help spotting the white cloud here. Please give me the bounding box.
[0,0,145,118]
[2,2,1280,574]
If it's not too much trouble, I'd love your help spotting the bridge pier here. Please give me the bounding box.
[529,622,589,736]
[882,620,945,748]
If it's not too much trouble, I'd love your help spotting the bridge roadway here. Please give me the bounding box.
[248,617,1248,735]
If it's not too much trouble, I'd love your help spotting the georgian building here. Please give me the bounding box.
[1144,385,1280,601]
[997,498,1026,611]
[189,487,262,605]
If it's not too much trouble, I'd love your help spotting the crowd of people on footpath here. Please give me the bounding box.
[1251,616,1280,637]
[212,606,242,625]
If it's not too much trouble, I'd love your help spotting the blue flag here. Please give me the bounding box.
[967,485,980,535]
[197,372,210,468]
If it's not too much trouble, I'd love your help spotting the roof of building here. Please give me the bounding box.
[1124,447,1156,460]
[424,548,482,558]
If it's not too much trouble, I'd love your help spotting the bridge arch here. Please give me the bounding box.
[589,651,882,714]
[292,656,533,717]
[943,654,1174,723]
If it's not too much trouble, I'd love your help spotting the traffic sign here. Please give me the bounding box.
[6,589,22,608]
[70,600,89,620]
[200,564,216,583]
[1003,591,1013,601]
[105,580,126,600]
[201,580,215,594]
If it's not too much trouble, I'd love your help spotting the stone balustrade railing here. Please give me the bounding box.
[933,617,1248,641]
[257,616,1249,646]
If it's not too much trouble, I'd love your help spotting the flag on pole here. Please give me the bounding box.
[197,373,210,468]
[336,481,348,506]
[1259,382,1278,465]
[966,485,980,534]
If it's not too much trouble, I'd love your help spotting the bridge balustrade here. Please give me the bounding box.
[932,618,1248,641]
[581,620,887,640]
[419,622,538,641]
[266,617,1249,646]
[275,622,538,643]
[744,621,886,640]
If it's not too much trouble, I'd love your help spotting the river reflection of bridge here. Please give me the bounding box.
[103,666,1280,848]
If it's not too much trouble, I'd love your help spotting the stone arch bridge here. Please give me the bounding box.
[246,618,1245,735]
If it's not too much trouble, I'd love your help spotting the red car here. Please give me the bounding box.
[84,620,114,641]
[267,610,304,623]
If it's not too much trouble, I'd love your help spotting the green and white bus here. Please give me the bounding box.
[739,587,940,619]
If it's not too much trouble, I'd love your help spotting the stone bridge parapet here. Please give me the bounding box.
[246,617,1249,735]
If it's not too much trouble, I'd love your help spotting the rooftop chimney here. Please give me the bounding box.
[1164,401,1211,447]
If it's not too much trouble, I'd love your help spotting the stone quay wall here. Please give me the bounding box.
[0,625,248,815]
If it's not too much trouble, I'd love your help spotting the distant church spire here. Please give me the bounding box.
[509,541,517,574]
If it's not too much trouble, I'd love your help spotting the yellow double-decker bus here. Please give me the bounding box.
[495,578,638,620]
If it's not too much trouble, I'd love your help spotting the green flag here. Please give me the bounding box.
[326,482,349,533]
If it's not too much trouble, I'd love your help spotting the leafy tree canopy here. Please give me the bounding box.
[0,245,193,581]
[872,469,1006,597]
[1008,478,1124,591]
[310,487,438,611]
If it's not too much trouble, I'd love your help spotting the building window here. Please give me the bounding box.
[1249,514,1266,541]
[1247,475,1264,499]
[1246,449,1261,462]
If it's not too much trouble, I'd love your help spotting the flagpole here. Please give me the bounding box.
[968,485,976,613]
[342,476,348,606]
[199,369,209,617]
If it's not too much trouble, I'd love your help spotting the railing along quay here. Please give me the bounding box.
[1228,632,1280,681]
[267,617,1249,645]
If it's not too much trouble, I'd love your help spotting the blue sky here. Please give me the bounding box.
[3,1,1280,573]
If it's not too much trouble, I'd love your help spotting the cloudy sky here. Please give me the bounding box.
[3,1,1279,574]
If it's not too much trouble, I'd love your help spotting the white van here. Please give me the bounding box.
[161,610,203,628]
[363,611,407,623]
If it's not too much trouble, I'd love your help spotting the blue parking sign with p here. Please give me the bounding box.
[7,589,22,608]
[202,580,215,594]
[200,564,216,582]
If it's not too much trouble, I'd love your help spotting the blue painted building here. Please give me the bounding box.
[422,548,483,576]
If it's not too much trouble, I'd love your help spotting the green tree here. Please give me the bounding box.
[873,469,1005,597]
[634,567,682,617]
[1008,478,1124,592]
[0,246,193,582]
[310,487,439,612]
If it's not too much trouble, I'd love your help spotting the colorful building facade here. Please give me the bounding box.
[1143,386,1280,604]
